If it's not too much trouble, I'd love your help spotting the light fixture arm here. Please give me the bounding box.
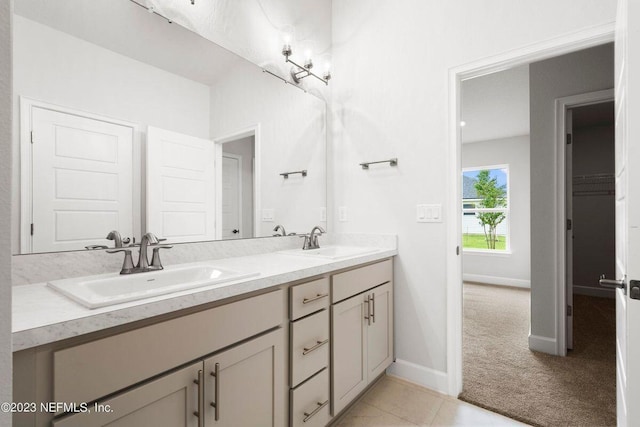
[283,52,331,85]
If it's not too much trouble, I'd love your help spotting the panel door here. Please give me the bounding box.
[30,107,134,252]
[52,362,201,427]
[146,126,216,243]
[615,0,640,425]
[221,154,241,239]
[331,293,367,416]
[203,328,285,427]
[367,282,394,381]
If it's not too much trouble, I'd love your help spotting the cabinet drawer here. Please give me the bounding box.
[290,310,329,387]
[290,277,329,320]
[54,289,284,406]
[332,259,392,303]
[290,369,330,427]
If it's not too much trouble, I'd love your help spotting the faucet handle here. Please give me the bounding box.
[107,249,135,274]
[150,245,173,270]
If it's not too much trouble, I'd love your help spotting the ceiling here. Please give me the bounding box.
[461,65,530,144]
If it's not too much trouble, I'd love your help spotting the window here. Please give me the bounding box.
[462,166,509,252]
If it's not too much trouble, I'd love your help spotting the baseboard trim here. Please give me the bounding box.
[573,285,615,299]
[387,359,450,395]
[463,274,530,289]
[528,333,557,355]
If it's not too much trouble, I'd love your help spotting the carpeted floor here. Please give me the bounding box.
[459,283,616,427]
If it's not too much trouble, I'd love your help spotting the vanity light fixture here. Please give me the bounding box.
[282,41,331,85]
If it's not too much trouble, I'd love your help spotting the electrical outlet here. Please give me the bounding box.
[320,207,327,222]
[338,206,348,222]
[261,209,275,222]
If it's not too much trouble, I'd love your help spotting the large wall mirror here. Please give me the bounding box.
[12,0,328,254]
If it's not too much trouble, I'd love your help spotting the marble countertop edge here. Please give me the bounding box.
[12,247,397,352]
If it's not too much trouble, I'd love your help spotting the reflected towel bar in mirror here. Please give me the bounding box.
[280,170,308,179]
[359,158,398,170]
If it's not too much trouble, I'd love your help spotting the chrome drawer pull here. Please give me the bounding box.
[302,339,329,355]
[210,362,220,421]
[303,400,329,422]
[303,293,328,304]
[193,370,204,427]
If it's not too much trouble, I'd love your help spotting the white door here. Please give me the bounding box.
[30,107,134,253]
[614,1,639,424]
[222,154,242,239]
[147,127,216,243]
[566,108,574,351]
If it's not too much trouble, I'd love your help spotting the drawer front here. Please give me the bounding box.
[332,259,392,303]
[54,289,284,406]
[290,277,330,320]
[290,369,330,427]
[290,310,329,387]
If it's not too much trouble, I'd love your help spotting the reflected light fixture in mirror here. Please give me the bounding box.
[282,38,331,85]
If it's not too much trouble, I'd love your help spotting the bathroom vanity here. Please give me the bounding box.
[12,248,395,426]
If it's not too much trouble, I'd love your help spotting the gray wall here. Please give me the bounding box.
[0,0,13,423]
[462,135,531,287]
[529,43,614,347]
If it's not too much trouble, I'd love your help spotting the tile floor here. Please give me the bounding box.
[335,376,528,426]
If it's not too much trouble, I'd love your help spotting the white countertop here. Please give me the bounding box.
[12,247,397,352]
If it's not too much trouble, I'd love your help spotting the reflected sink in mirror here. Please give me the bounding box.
[47,265,259,309]
[278,246,380,260]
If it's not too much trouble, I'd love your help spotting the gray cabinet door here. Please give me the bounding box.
[366,282,393,381]
[331,293,367,415]
[203,328,285,427]
[53,362,201,427]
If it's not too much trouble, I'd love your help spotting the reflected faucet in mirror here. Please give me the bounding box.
[273,225,287,237]
[108,232,172,274]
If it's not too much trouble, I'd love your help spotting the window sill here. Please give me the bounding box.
[463,249,512,257]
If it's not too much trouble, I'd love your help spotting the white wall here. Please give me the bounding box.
[0,0,12,422]
[210,61,326,237]
[331,0,616,392]
[223,136,255,238]
[529,43,614,348]
[12,16,211,253]
[462,136,531,288]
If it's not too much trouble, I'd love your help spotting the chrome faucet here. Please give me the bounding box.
[302,225,325,250]
[273,224,287,236]
[108,232,172,274]
[106,230,123,248]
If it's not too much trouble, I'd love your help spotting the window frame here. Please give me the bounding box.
[461,164,511,254]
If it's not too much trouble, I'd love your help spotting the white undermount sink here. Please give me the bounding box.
[278,246,380,260]
[47,265,259,309]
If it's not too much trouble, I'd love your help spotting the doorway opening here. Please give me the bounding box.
[564,99,615,352]
[214,126,260,240]
[449,32,617,426]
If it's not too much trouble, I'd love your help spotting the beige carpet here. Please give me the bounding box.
[459,283,616,427]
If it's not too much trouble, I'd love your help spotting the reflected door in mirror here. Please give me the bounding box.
[27,104,135,253]
[222,154,242,239]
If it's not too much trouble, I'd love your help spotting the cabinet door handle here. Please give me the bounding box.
[303,400,329,422]
[193,369,204,427]
[364,295,371,325]
[210,362,220,421]
[302,339,329,355]
[303,293,328,304]
[371,292,376,324]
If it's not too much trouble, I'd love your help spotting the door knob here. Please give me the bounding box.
[232,229,239,234]
[599,274,626,294]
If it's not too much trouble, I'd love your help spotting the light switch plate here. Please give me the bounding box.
[320,207,327,222]
[417,204,442,223]
[338,206,348,222]
[261,209,275,222]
